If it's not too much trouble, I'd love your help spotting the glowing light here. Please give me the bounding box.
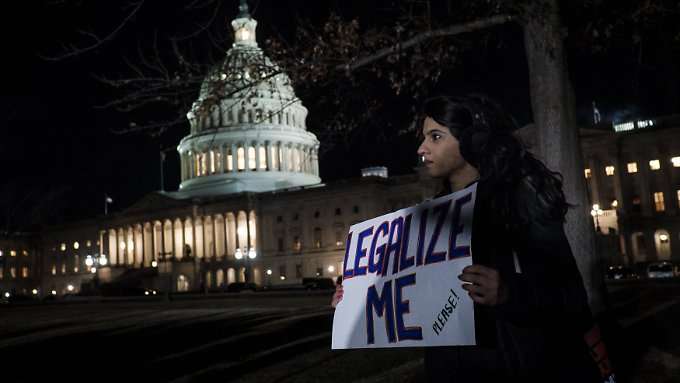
[145,291,150,296]
[90,267,97,274]
[3,292,9,298]
[247,248,256,259]
[627,162,638,173]
[605,166,615,176]
[611,200,618,208]
[85,256,94,266]
[32,289,38,295]
[234,248,243,260]
[266,269,272,275]
[60,243,66,251]
[660,234,669,242]
[0,250,3,257]
[51,290,57,295]
[327,265,335,273]
[99,256,108,266]
[151,260,158,268]
[649,160,661,170]
[280,275,286,280]
[671,157,680,167]
[73,242,79,250]
[67,284,74,292]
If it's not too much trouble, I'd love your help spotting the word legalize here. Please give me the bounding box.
[331,183,477,349]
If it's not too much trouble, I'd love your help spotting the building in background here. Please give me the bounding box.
[581,114,680,270]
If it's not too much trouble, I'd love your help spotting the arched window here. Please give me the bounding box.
[313,227,322,249]
[248,146,257,170]
[654,229,671,260]
[259,146,267,169]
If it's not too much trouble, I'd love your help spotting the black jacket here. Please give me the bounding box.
[425,178,602,382]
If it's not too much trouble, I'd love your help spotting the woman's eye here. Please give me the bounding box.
[432,134,441,141]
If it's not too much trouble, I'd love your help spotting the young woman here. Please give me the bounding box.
[332,93,610,382]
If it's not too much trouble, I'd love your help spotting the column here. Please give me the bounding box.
[282,144,289,172]
[213,215,218,260]
[231,143,238,173]
[160,221,166,260]
[223,213,229,258]
[265,142,273,171]
[220,145,226,174]
[141,223,146,267]
[255,141,261,171]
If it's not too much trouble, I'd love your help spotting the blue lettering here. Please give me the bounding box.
[448,193,472,260]
[368,222,389,274]
[342,232,354,279]
[353,227,374,276]
[366,280,396,344]
[395,273,423,341]
[381,217,403,276]
[424,200,452,265]
[399,214,414,272]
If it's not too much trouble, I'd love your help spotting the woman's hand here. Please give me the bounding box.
[458,265,508,306]
[331,284,344,308]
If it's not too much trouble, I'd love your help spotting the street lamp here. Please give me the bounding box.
[591,204,604,232]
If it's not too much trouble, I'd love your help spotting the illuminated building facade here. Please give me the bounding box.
[581,114,680,267]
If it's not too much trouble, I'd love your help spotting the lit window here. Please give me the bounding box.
[61,264,66,274]
[22,250,28,256]
[86,240,92,247]
[611,199,618,208]
[60,243,66,251]
[9,267,16,279]
[270,146,279,170]
[649,159,661,170]
[51,265,57,275]
[293,236,301,252]
[314,228,322,249]
[209,150,216,174]
[672,157,680,167]
[584,168,591,179]
[237,147,245,170]
[627,162,638,173]
[677,190,680,208]
[279,265,287,280]
[605,166,615,176]
[10,250,16,257]
[0,267,3,280]
[259,146,267,169]
[73,241,79,250]
[21,266,29,278]
[654,192,665,212]
[248,146,256,170]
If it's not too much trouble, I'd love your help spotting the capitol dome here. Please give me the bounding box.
[176,0,321,197]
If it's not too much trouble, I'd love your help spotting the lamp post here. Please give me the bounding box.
[591,204,604,233]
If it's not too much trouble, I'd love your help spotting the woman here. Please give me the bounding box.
[332,93,610,382]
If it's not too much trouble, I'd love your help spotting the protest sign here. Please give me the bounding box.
[332,183,477,349]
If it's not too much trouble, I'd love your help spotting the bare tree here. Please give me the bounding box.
[41,0,680,313]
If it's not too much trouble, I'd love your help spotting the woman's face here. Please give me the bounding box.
[417,117,468,179]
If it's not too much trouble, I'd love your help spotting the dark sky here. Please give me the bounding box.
[1,1,677,229]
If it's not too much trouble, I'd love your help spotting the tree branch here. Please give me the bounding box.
[336,14,516,73]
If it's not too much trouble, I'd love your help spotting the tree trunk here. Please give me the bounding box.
[522,0,606,315]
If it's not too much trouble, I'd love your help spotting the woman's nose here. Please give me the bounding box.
[417,142,428,156]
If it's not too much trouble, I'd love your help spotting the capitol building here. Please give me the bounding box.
[25,2,435,296]
[1,2,679,298]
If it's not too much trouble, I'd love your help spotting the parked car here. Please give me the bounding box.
[646,261,675,279]
[226,282,259,292]
[302,277,335,290]
[606,265,638,280]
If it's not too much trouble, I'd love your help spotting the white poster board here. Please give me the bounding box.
[332,183,477,349]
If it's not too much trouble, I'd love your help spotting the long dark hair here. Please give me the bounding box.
[420,93,570,224]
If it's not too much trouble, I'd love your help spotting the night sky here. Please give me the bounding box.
[1,1,677,230]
